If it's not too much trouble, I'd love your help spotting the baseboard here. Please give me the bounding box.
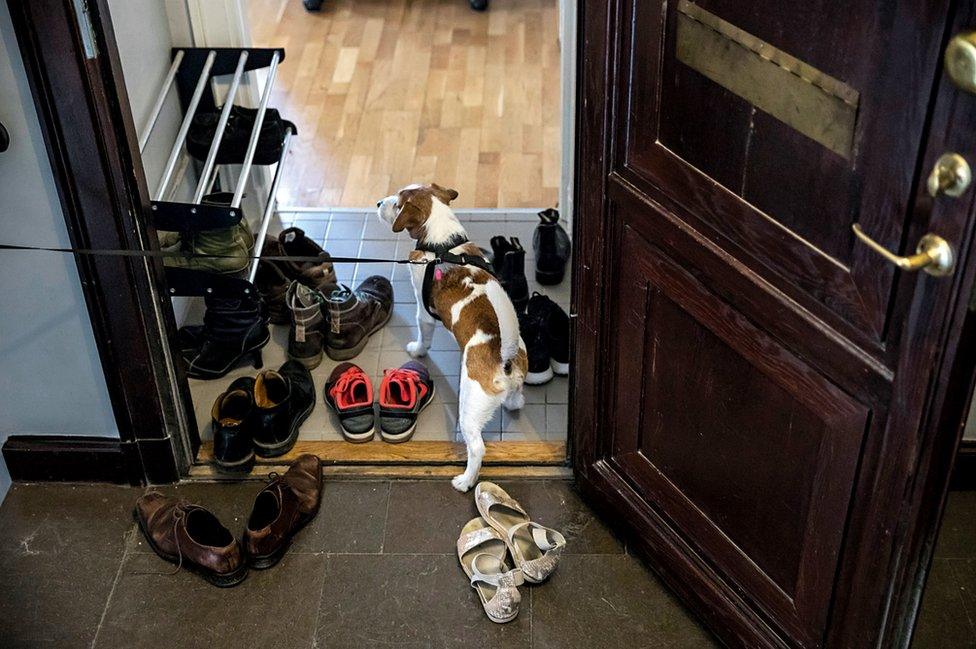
[951,440,976,490]
[2,435,140,485]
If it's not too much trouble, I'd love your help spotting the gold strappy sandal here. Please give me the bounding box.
[456,517,525,623]
[474,482,567,584]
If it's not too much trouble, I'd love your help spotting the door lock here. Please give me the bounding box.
[852,224,955,277]
[928,153,972,197]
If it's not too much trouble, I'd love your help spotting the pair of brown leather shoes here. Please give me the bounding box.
[134,454,322,587]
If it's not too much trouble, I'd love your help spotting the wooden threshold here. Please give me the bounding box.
[196,440,567,467]
[188,464,573,481]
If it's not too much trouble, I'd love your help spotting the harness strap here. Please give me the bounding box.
[420,251,496,322]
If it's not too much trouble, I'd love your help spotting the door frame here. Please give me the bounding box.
[4,0,197,484]
[4,0,579,484]
[570,1,976,646]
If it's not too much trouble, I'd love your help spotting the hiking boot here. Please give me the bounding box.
[490,236,529,312]
[161,192,254,275]
[527,292,570,376]
[518,310,553,385]
[212,377,256,474]
[134,493,247,587]
[286,281,327,369]
[276,228,338,293]
[378,361,435,443]
[180,290,270,380]
[324,363,376,442]
[250,361,316,458]
[324,276,393,360]
[533,208,571,285]
[254,258,291,325]
[244,454,323,569]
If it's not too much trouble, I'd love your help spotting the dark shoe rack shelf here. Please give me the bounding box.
[140,47,294,297]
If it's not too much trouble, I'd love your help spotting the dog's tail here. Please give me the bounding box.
[485,280,525,392]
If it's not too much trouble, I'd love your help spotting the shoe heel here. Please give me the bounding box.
[251,349,264,370]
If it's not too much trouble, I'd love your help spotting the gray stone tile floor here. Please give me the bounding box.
[0,478,971,648]
[0,479,716,649]
[187,210,570,444]
[913,491,976,648]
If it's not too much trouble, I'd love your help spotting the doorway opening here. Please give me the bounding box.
[109,0,576,475]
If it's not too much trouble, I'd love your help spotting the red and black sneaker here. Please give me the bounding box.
[324,363,375,443]
[378,361,435,443]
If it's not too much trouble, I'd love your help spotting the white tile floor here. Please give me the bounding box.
[188,209,571,444]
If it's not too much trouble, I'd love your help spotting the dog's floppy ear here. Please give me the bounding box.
[392,199,426,233]
[431,183,459,204]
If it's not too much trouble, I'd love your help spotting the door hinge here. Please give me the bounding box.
[72,0,99,60]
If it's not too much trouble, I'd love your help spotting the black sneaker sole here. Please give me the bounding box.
[379,386,436,443]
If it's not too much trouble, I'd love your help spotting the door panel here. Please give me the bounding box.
[621,0,949,343]
[573,0,976,646]
[610,222,867,645]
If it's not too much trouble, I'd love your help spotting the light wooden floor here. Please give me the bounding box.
[246,0,562,208]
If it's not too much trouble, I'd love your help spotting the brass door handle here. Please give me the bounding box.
[852,224,955,276]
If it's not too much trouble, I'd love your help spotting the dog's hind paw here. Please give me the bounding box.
[452,474,475,492]
[503,391,525,411]
[406,341,429,358]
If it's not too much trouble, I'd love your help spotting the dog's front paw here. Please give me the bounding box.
[452,474,475,492]
[406,341,429,358]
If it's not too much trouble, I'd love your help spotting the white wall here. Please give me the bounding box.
[0,2,120,501]
[108,0,192,197]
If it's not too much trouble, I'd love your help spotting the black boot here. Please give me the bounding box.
[518,310,553,385]
[490,236,529,312]
[527,292,570,376]
[533,208,571,285]
[251,361,316,458]
[180,291,270,380]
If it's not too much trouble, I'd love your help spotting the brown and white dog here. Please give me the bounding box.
[377,184,527,492]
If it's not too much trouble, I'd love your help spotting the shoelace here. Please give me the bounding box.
[331,367,370,407]
[382,368,423,408]
[133,495,190,577]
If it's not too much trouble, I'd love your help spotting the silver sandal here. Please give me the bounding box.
[474,481,567,583]
[456,517,525,623]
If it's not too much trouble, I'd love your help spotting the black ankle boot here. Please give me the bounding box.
[490,236,529,312]
[180,291,270,380]
[527,292,570,376]
[533,209,571,285]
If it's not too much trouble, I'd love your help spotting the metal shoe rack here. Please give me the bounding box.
[140,47,293,297]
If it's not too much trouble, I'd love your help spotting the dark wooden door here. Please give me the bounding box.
[572,1,976,647]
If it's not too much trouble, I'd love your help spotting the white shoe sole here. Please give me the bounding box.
[525,367,554,385]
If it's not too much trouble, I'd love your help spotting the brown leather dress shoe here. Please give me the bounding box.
[244,454,323,569]
[134,493,247,587]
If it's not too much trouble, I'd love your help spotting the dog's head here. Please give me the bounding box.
[376,183,459,239]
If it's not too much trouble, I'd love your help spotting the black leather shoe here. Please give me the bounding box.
[533,209,571,285]
[181,291,270,380]
[527,292,569,376]
[212,378,256,473]
[251,361,316,458]
[490,236,529,312]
